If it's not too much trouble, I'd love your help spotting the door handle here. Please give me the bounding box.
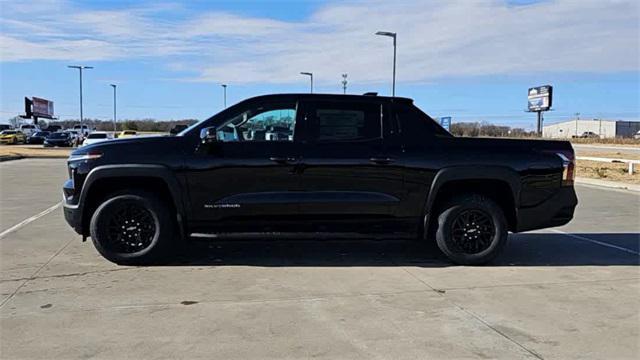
[369,157,395,165]
[269,156,297,164]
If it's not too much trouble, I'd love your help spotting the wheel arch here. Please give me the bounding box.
[77,164,187,239]
[423,166,521,234]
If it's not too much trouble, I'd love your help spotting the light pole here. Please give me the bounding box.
[375,31,396,96]
[341,74,348,94]
[67,65,93,131]
[221,84,227,108]
[300,72,313,93]
[110,84,117,132]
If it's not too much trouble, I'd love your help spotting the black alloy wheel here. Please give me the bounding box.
[449,209,495,254]
[90,191,175,265]
[104,201,157,254]
[435,194,508,265]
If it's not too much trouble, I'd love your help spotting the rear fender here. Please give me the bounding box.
[423,166,521,231]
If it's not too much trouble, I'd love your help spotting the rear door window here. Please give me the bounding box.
[304,101,384,143]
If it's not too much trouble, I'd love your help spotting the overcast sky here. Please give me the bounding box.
[1,0,638,128]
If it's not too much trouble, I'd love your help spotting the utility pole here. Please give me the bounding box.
[375,31,397,96]
[67,65,93,132]
[341,74,348,94]
[110,84,117,132]
[536,111,543,136]
[300,72,313,93]
[221,84,227,108]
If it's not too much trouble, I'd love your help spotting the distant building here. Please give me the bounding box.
[543,119,640,139]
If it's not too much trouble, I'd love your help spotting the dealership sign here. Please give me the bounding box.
[527,85,553,112]
[32,97,54,118]
[439,116,451,132]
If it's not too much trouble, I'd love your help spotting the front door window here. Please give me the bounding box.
[217,105,296,142]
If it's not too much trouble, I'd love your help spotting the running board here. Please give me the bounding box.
[190,232,413,240]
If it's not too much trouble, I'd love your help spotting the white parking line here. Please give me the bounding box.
[0,202,62,239]
[550,229,640,256]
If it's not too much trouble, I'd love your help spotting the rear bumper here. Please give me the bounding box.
[515,186,578,232]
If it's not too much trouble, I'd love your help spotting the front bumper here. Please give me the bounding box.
[515,186,578,232]
[62,179,83,235]
[63,203,83,235]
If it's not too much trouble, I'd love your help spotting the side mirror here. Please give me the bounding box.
[200,127,220,143]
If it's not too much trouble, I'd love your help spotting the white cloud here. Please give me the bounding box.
[0,0,637,84]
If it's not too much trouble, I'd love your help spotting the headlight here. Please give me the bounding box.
[68,151,103,162]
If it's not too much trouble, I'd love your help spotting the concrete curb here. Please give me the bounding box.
[0,155,24,162]
[0,155,68,163]
[575,177,640,192]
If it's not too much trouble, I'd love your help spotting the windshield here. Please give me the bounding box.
[21,125,35,129]
[1,130,16,134]
[88,133,108,139]
[34,132,49,136]
[49,133,69,139]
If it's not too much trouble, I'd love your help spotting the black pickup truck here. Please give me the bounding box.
[63,93,577,265]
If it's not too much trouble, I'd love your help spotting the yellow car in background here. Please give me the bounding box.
[0,130,26,145]
[115,130,137,138]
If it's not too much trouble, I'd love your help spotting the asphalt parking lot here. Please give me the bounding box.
[1,158,639,359]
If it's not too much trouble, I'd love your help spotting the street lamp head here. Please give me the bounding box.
[375,31,396,38]
[221,84,227,88]
[68,65,94,69]
[110,84,116,88]
[300,72,312,76]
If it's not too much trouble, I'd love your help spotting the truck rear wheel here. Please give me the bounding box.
[435,194,507,265]
[90,191,175,265]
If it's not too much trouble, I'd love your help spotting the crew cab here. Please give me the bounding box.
[62,93,577,265]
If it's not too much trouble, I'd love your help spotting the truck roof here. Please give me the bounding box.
[244,93,414,104]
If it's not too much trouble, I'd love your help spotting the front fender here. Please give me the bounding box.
[74,164,187,238]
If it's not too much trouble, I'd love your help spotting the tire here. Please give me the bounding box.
[435,193,508,265]
[90,191,176,265]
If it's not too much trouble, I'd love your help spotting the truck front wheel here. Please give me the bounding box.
[435,194,508,265]
[90,191,175,265]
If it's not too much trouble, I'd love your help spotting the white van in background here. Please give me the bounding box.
[73,124,93,136]
[19,124,39,137]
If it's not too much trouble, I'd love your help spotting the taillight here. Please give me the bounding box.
[556,151,575,186]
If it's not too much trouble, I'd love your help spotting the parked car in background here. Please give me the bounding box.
[19,124,39,137]
[0,124,12,132]
[0,130,26,144]
[170,124,188,135]
[115,130,137,138]
[43,125,62,133]
[63,130,83,146]
[44,132,74,147]
[82,131,112,146]
[27,131,51,144]
[634,130,640,140]
[578,131,599,139]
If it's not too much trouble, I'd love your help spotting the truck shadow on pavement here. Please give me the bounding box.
[171,233,640,267]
